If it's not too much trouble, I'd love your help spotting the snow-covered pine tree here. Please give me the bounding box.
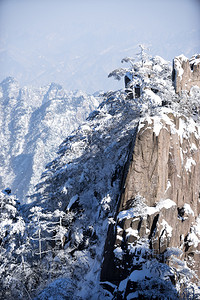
[0,191,30,299]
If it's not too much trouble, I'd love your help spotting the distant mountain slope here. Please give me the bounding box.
[0,77,100,202]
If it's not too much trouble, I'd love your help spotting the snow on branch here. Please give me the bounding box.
[121,57,135,66]
[108,67,129,80]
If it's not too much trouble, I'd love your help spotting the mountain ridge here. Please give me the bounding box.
[0,54,200,299]
[0,78,100,201]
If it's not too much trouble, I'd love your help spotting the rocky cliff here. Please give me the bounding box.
[173,54,200,94]
[101,112,200,298]
[1,55,200,300]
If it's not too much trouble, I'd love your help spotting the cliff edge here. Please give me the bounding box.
[101,112,200,298]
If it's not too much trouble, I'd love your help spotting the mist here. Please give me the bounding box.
[0,0,199,92]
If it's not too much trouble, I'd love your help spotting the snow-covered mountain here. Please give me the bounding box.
[0,77,100,202]
[0,54,200,299]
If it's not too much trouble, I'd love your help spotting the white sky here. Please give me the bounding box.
[0,0,199,92]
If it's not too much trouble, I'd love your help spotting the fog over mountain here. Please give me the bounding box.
[0,0,199,92]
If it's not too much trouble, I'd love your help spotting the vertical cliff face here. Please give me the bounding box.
[121,113,200,214]
[173,54,200,94]
[101,112,200,298]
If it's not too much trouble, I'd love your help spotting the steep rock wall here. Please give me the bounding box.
[120,113,200,215]
[173,54,200,94]
[101,112,200,297]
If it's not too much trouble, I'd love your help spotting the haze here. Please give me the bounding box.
[0,0,199,92]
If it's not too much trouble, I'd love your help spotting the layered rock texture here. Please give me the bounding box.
[173,54,200,94]
[101,113,200,298]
